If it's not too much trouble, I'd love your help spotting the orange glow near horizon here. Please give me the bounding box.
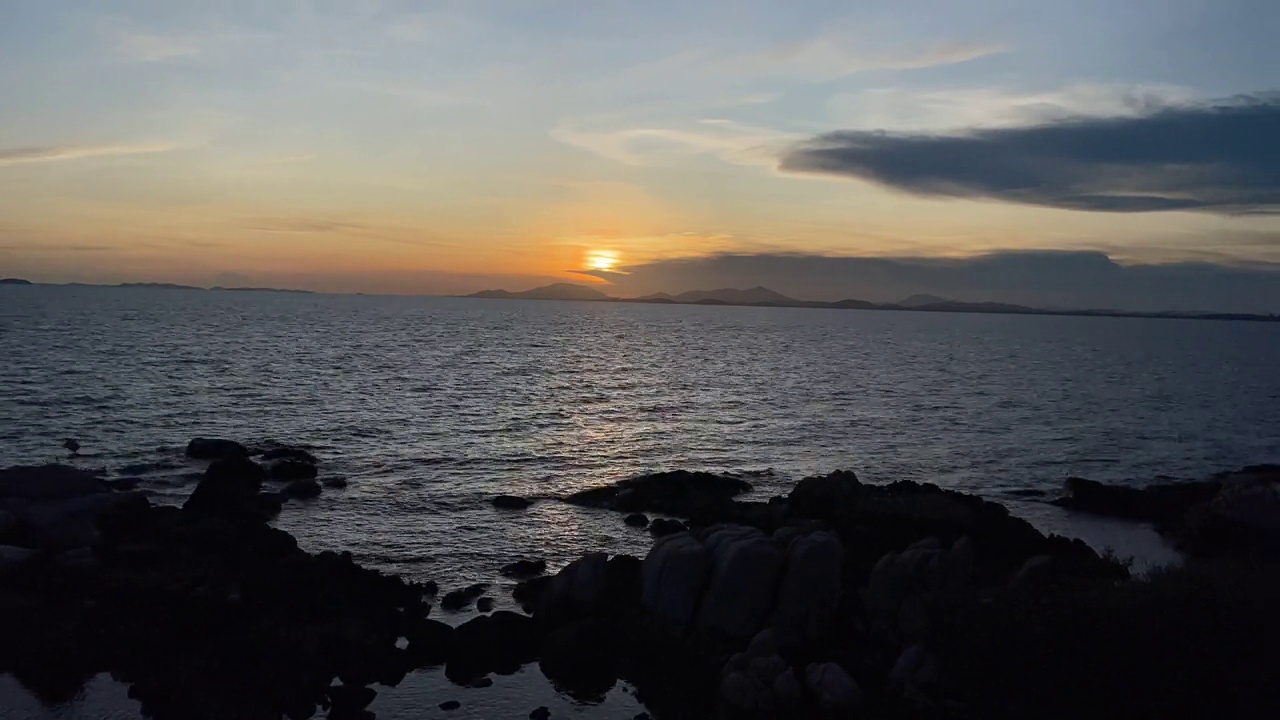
[584,250,621,272]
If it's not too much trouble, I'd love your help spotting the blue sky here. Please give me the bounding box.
[1,0,1277,302]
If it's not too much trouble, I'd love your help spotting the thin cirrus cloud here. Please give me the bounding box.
[779,95,1280,214]
[0,144,178,167]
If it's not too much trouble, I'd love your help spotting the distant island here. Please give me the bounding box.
[466,283,1280,323]
[0,279,311,294]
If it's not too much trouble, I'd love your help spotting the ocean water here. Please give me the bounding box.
[3,285,1279,717]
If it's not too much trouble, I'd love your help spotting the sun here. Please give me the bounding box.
[585,250,620,272]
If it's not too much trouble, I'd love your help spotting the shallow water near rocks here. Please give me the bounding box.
[3,285,1276,715]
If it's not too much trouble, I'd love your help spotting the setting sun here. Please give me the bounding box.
[585,250,621,272]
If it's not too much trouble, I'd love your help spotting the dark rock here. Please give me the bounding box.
[182,459,267,519]
[493,495,533,510]
[281,479,322,500]
[268,460,319,482]
[604,554,642,609]
[1005,488,1048,497]
[449,611,540,680]
[530,707,551,720]
[537,553,609,627]
[469,677,493,688]
[327,684,376,714]
[441,583,490,611]
[501,558,548,579]
[788,470,860,516]
[564,470,752,516]
[539,619,618,702]
[649,518,686,537]
[624,513,650,528]
[513,576,553,613]
[404,617,454,667]
[185,438,248,460]
[477,597,495,613]
[440,700,461,711]
[323,477,349,489]
[260,446,318,464]
[0,465,107,500]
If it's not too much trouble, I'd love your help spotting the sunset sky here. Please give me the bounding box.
[1,1,1277,306]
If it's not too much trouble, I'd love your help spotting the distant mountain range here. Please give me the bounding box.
[466,283,1279,323]
[0,279,312,293]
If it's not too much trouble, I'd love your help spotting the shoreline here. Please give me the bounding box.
[3,444,1278,719]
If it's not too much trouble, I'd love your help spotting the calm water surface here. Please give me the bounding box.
[3,285,1278,717]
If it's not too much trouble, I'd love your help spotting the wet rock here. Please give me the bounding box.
[476,597,495,613]
[0,465,107,500]
[442,583,490,611]
[493,495,532,510]
[323,477,349,489]
[648,518,685,537]
[12,490,150,551]
[440,700,461,711]
[624,513,650,528]
[642,532,709,629]
[501,558,547,579]
[565,470,752,516]
[604,554,642,609]
[185,438,248,460]
[281,479,322,500]
[268,460,318,482]
[696,526,784,641]
[530,707,551,720]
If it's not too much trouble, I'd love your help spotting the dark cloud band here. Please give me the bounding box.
[779,96,1280,214]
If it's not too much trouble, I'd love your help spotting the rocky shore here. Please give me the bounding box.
[2,442,1278,719]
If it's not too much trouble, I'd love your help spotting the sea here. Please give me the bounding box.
[3,284,1279,718]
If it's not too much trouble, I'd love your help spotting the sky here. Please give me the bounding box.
[1,0,1278,310]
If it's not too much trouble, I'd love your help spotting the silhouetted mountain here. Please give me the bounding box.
[669,286,796,304]
[468,283,610,301]
[829,298,879,309]
[899,293,951,307]
[911,300,1040,314]
[211,287,314,294]
[0,278,32,285]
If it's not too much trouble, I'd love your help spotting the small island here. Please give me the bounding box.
[0,278,33,285]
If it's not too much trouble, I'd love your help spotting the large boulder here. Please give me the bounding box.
[501,559,547,579]
[448,611,539,680]
[696,526,784,642]
[539,619,618,702]
[771,530,843,643]
[182,458,268,519]
[185,438,249,460]
[642,533,710,629]
[565,471,753,517]
[6,491,149,551]
[538,553,608,625]
[788,470,860,516]
[804,663,862,717]
[0,465,107,501]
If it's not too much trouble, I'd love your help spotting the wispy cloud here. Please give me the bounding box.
[552,118,799,167]
[827,83,1196,132]
[740,38,1006,83]
[353,83,477,108]
[0,144,178,168]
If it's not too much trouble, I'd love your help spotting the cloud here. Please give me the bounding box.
[552,118,798,167]
[0,144,178,167]
[600,250,1280,314]
[758,38,1005,81]
[780,95,1280,214]
[827,83,1195,132]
